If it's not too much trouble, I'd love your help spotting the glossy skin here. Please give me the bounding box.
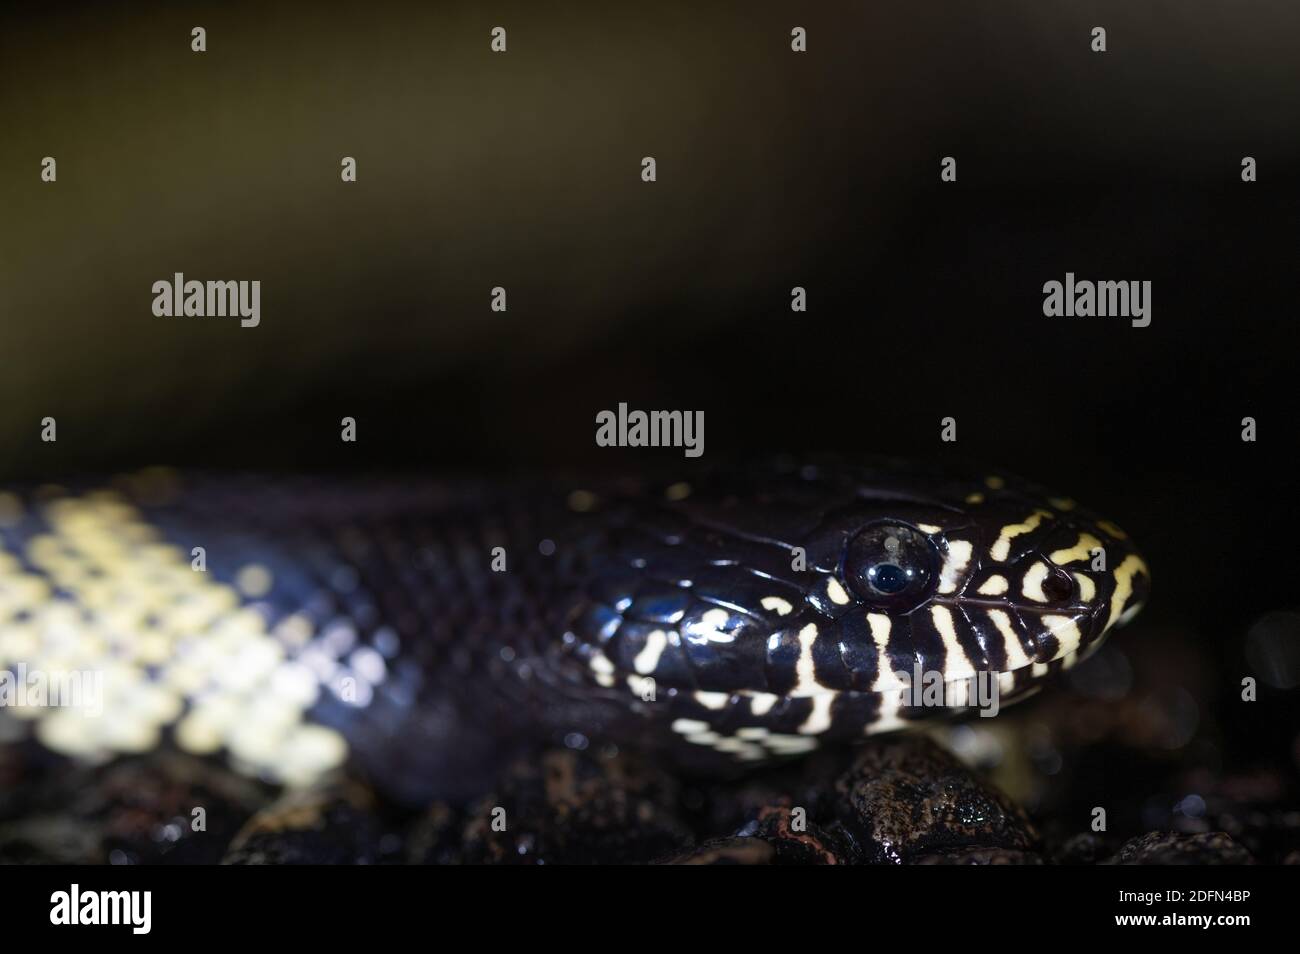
[563,458,1150,773]
[0,461,1149,802]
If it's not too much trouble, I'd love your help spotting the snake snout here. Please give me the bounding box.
[1066,516,1150,639]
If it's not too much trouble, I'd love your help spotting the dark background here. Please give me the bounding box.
[2,1,1298,813]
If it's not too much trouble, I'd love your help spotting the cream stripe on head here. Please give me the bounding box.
[937,540,972,594]
[1049,533,1102,565]
[1105,554,1149,630]
[1041,614,1083,660]
[930,605,975,679]
[791,623,820,695]
[990,510,1053,562]
[867,613,898,691]
[987,609,1033,670]
[1021,561,1051,602]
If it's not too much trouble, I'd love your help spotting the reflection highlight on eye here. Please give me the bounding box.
[843,523,938,611]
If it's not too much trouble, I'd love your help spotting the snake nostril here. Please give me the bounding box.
[1042,567,1074,603]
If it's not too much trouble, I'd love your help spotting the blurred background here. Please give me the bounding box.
[2,0,1299,856]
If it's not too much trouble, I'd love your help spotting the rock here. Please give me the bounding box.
[913,847,1044,864]
[661,837,776,865]
[1049,832,1113,865]
[222,783,402,864]
[1163,768,1300,864]
[412,748,695,864]
[664,737,1038,866]
[742,806,846,864]
[0,815,105,865]
[0,752,268,864]
[833,736,1040,864]
[1104,831,1254,865]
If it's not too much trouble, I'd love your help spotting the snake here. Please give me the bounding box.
[0,458,1150,804]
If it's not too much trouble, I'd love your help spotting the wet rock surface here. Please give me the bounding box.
[0,734,1048,864]
[913,847,1045,865]
[411,749,696,864]
[0,748,268,864]
[832,737,1039,863]
[1104,831,1255,866]
[663,737,1041,865]
[419,735,1040,865]
[1,629,1295,864]
[222,784,405,865]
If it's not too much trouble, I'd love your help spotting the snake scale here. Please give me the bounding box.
[0,458,1149,804]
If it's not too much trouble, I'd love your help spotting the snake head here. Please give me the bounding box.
[566,460,1150,764]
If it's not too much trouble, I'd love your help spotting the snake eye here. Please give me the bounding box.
[843,523,939,611]
[867,562,909,594]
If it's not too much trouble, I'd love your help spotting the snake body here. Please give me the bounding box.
[0,459,1149,803]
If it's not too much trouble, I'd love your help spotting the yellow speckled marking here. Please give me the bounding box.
[938,540,972,594]
[235,563,273,598]
[1021,562,1051,602]
[694,690,730,709]
[1049,533,1102,566]
[798,693,834,735]
[1097,520,1128,540]
[1041,614,1083,659]
[792,623,821,695]
[987,609,1033,670]
[0,488,350,786]
[633,629,668,674]
[867,613,895,691]
[825,578,851,606]
[866,688,907,734]
[990,509,1053,562]
[930,605,975,679]
[764,734,818,754]
[1105,554,1149,630]
[589,651,616,687]
[761,596,794,616]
